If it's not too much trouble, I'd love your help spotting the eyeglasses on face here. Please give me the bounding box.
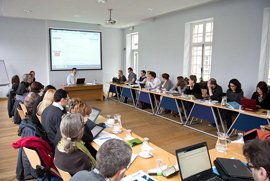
[247,162,256,170]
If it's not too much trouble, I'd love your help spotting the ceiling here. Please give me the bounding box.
[0,0,218,28]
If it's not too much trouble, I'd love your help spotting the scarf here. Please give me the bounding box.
[57,139,96,168]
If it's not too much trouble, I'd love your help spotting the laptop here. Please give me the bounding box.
[76,78,85,84]
[240,98,257,111]
[91,124,106,139]
[214,158,253,179]
[89,107,101,123]
[176,142,223,181]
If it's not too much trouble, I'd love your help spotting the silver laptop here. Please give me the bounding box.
[176,142,223,181]
[89,107,101,123]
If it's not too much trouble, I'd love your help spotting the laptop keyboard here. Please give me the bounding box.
[207,176,224,181]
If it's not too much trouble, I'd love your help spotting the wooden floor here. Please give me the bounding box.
[0,98,217,180]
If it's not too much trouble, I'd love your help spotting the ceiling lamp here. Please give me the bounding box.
[106,9,117,25]
[98,0,108,3]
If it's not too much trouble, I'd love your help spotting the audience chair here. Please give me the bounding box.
[36,113,42,123]
[17,107,26,120]
[55,166,72,181]
[23,147,61,180]
[19,103,28,115]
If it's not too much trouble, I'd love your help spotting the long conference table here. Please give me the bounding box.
[108,83,270,137]
[93,116,246,181]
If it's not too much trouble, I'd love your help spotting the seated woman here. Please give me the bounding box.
[30,81,44,94]
[11,75,20,92]
[171,76,187,94]
[160,73,174,91]
[16,92,46,181]
[72,102,97,157]
[251,81,270,109]
[16,73,33,101]
[184,75,202,98]
[224,79,244,129]
[54,113,96,176]
[7,75,20,117]
[29,70,36,82]
[36,89,56,117]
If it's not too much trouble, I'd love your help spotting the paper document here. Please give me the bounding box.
[93,131,122,146]
[127,154,138,168]
[121,170,156,181]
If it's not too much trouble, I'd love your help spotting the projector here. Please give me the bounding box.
[106,19,117,25]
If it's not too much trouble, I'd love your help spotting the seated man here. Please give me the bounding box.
[202,78,223,102]
[41,89,68,150]
[71,139,132,181]
[136,70,147,87]
[145,71,161,89]
[243,139,270,181]
[66,67,77,85]
[126,67,137,85]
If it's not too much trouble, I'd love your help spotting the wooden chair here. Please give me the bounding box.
[55,166,72,181]
[19,103,28,115]
[36,113,42,123]
[23,147,41,169]
[23,147,60,178]
[17,107,26,120]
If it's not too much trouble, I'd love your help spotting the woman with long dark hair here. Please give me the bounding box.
[251,81,270,109]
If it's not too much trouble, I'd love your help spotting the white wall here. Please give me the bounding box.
[0,17,123,97]
[124,0,270,97]
[0,17,47,96]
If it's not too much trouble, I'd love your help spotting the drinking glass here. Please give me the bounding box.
[215,132,228,152]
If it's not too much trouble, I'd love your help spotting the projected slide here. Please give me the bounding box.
[49,29,102,70]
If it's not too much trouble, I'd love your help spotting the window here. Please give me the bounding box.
[131,33,139,50]
[190,21,213,81]
[126,32,139,74]
[258,8,270,84]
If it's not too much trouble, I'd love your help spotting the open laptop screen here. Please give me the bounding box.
[89,107,101,123]
[176,144,211,180]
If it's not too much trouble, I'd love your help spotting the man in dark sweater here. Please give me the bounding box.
[203,78,223,102]
[41,89,68,150]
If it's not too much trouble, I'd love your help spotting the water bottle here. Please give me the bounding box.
[221,96,227,106]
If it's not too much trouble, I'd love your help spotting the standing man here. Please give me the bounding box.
[126,67,137,85]
[67,68,77,85]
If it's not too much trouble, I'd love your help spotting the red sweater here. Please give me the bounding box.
[12,136,58,176]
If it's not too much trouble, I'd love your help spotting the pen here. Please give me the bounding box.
[99,137,111,140]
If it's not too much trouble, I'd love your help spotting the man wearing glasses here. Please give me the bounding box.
[41,89,69,150]
[243,139,270,181]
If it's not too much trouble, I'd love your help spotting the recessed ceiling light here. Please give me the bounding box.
[98,0,108,3]
[23,9,32,14]
[147,8,153,11]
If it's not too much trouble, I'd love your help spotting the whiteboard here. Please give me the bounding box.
[0,60,10,86]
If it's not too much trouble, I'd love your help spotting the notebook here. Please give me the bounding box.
[240,98,257,111]
[89,107,101,123]
[76,78,85,84]
[226,101,240,109]
[176,142,224,181]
